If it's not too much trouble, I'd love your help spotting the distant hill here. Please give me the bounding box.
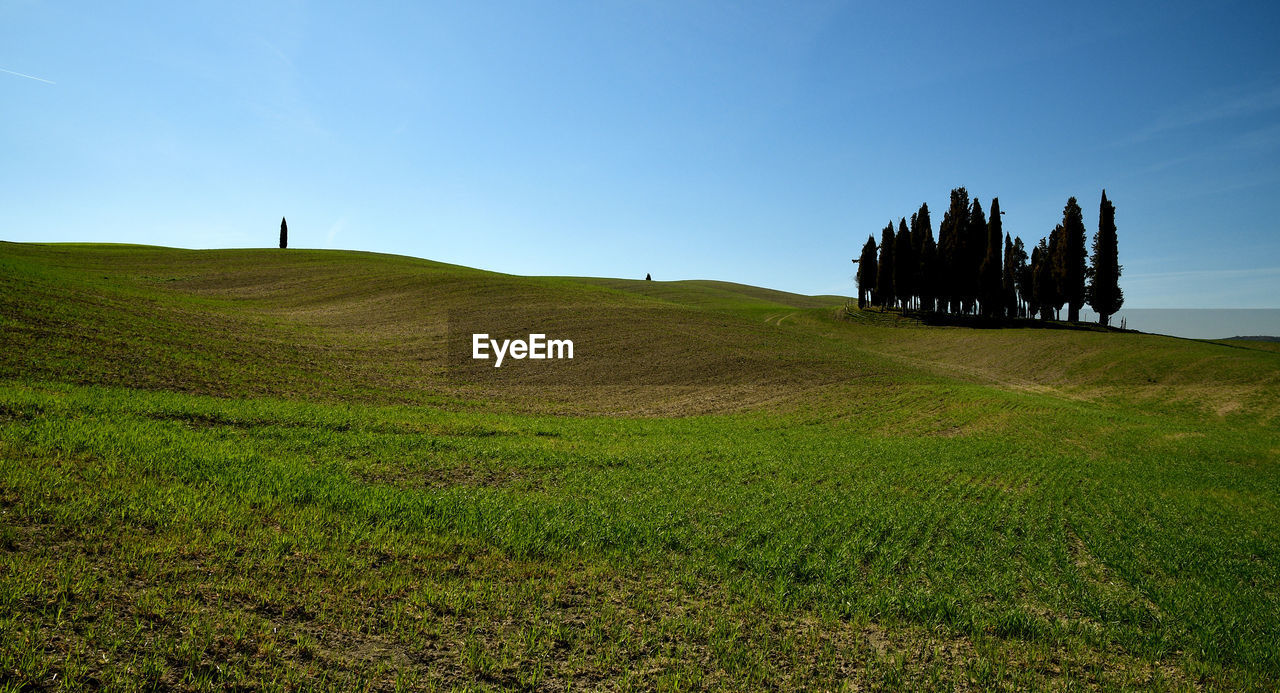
[1223,335,1280,342]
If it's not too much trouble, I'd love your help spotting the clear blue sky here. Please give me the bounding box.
[3,1,1278,308]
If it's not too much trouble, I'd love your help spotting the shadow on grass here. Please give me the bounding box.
[842,305,1135,332]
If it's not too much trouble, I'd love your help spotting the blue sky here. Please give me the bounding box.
[3,1,1278,308]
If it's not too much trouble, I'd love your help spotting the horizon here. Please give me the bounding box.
[3,2,1278,314]
[9,238,1279,340]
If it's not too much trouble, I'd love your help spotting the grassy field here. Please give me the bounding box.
[2,242,1278,690]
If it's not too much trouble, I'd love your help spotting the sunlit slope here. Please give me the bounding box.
[831,311,1280,422]
[3,242,1278,419]
[0,243,875,413]
[567,276,845,311]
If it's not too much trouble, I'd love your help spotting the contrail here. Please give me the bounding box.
[0,67,55,84]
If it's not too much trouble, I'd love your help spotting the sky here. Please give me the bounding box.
[3,1,1279,315]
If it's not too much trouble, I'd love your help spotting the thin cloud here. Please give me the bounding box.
[326,218,347,247]
[1122,83,1280,145]
[0,66,55,84]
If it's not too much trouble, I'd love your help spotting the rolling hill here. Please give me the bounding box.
[3,242,1275,420]
[2,242,1279,690]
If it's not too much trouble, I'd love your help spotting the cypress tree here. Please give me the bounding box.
[1011,236,1030,318]
[1060,197,1088,321]
[940,188,969,314]
[966,197,987,314]
[1048,225,1067,320]
[1032,238,1054,320]
[856,235,877,309]
[937,210,955,313]
[1030,244,1041,319]
[979,197,1003,317]
[894,218,914,310]
[279,217,288,249]
[914,203,935,313]
[1087,190,1124,325]
[919,231,937,313]
[876,222,896,308]
[909,211,920,308]
[1002,233,1016,318]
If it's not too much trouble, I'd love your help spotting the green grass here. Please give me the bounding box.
[2,242,1279,690]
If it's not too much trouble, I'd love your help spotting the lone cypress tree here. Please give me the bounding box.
[876,222,896,308]
[1060,197,1087,321]
[856,235,878,309]
[1087,190,1123,325]
[979,197,1003,317]
[279,217,288,249]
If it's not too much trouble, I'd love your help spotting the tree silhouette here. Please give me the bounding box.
[1048,225,1067,320]
[645,273,652,281]
[876,222,896,308]
[1001,233,1016,318]
[939,188,969,313]
[1029,243,1041,319]
[279,217,288,249]
[937,209,954,313]
[920,233,937,313]
[1031,239,1053,320]
[1087,190,1123,325]
[979,197,1003,317]
[1011,236,1030,318]
[858,188,1121,326]
[963,197,986,314]
[856,235,877,308]
[1060,197,1088,321]
[911,203,933,312]
[894,218,914,309]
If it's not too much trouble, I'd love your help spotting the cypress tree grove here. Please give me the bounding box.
[856,187,1115,324]
[279,217,288,249]
[894,218,914,309]
[876,222,896,308]
[1060,197,1088,321]
[856,235,878,309]
[979,197,1003,317]
[1087,190,1124,325]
